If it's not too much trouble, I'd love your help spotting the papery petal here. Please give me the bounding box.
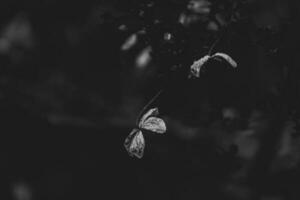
[141,117,166,134]
[138,108,159,127]
[212,52,237,68]
[189,55,211,78]
[124,129,145,158]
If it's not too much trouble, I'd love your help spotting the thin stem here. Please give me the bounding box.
[208,37,221,55]
[136,89,164,125]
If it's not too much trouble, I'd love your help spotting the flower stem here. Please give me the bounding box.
[136,89,164,125]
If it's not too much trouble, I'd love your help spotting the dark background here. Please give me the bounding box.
[1,0,300,199]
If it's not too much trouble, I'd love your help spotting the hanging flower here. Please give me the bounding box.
[124,108,167,158]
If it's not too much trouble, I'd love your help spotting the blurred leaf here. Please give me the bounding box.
[187,0,211,14]
[118,24,128,31]
[121,33,137,50]
[135,46,152,69]
[0,13,33,55]
[12,181,32,200]
[207,21,219,31]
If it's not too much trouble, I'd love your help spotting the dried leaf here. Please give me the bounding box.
[124,129,145,158]
[140,117,167,134]
[138,108,159,127]
[121,34,137,51]
[189,55,211,78]
[212,53,237,68]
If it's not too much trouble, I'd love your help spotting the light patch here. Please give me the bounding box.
[222,107,239,120]
[118,24,127,31]
[12,182,32,200]
[135,46,152,69]
[147,2,154,7]
[207,21,219,31]
[178,13,199,26]
[164,32,172,41]
[121,34,137,50]
[178,13,187,25]
[187,0,211,14]
[0,14,33,54]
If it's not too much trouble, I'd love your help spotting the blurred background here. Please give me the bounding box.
[1,0,300,199]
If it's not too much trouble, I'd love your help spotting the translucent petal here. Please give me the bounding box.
[141,117,167,134]
[212,53,237,68]
[124,129,145,158]
[138,108,159,127]
[189,55,211,78]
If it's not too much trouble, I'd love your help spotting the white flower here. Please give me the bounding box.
[124,108,166,158]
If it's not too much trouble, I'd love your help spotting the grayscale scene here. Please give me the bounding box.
[1,0,300,199]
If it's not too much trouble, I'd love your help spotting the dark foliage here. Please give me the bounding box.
[1,0,300,199]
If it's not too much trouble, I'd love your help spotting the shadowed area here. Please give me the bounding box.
[1,0,300,200]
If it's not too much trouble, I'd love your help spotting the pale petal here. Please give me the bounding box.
[212,52,237,68]
[124,129,145,159]
[189,55,211,78]
[141,117,167,134]
[138,108,159,127]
